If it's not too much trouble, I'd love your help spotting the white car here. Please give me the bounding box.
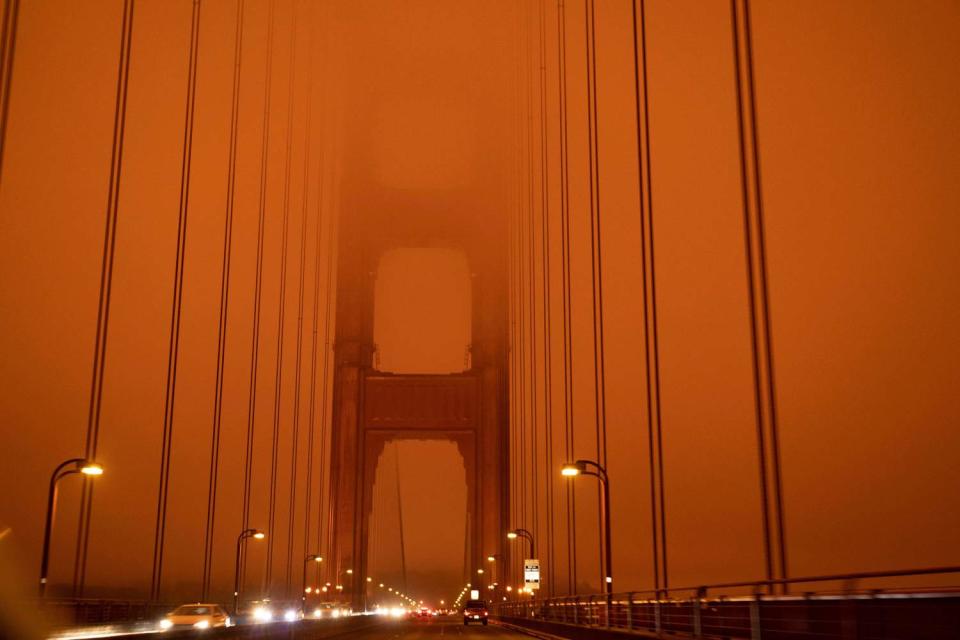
[159,603,232,631]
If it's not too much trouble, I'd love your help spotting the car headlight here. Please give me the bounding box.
[284,609,298,622]
[252,606,274,622]
[159,618,173,630]
[193,620,210,629]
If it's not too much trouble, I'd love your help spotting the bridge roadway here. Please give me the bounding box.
[324,618,529,639]
[106,617,536,640]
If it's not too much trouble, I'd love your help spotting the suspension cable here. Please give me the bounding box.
[73,0,136,598]
[317,150,336,581]
[582,0,610,590]
[201,0,246,601]
[629,0,668,594]
[525,0,541,561]
[240,0,276,599]
[730,0,788,591]
[150,0,203,602]
[285,0,314,599]
[0,0,20,183]
[265,0,298,596]
[303,1,324,584]
[536,0,555,599]
[555,0,576,596]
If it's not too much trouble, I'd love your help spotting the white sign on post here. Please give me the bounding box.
[523,558,540,590]
[470,589,480,600]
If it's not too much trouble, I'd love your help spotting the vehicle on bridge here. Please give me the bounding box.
[158,603,232,631]
[462,599,488,626]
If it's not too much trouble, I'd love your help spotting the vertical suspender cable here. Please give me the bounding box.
[517,2,529,548]
[303,1,324,580]
[201,0,245,601]
[317,156,336,576]
[630,0,668,594]
[509,0,521,592]
[394,448,408,592]
[536,0,556,599]
[730,0,788,592]
[150,0,203,602]
[525,0,541,558]
[555,0,576,596]
[318,122,338,585]
[285,0,313,599]
[74,0,136,598]
[240,0,276,599]
[582,0,610,589]
[0,0,20,183]
[265,0,297,596]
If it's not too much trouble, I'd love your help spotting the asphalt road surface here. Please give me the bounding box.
[338,618,531,639]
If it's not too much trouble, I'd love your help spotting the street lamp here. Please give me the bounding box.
[301,555,323,612]
[561,459,612,594]
[39,458,104,597]
[507,528,535,558]
[234,529,265,614]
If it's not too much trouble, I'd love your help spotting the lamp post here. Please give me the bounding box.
[507,529,535,596]
[561,460,612,595]
[39,458,104,597]
[233,529,265,614]
[301,554,323,613]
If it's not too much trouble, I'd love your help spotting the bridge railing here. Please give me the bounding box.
[493,566,960,639]
[38,598,181,627]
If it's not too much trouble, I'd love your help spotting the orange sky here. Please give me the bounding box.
[0,0,958,607]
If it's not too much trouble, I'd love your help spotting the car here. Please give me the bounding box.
[463,599,489,626]
[159,603,231,631]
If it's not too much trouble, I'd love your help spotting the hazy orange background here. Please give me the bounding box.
[0,0,958,606]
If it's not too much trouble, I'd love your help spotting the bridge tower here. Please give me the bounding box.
[327,193,509,609]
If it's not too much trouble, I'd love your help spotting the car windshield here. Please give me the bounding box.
[173,605,211,615]
[465,600,487,609]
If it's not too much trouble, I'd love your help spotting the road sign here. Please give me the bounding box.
[470,589,479,600]
[524,558,540,590]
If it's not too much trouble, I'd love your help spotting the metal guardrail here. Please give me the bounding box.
[493,566,960,640]
[39,598,201,626]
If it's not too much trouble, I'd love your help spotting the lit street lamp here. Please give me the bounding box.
[561,459,613,594]
[506,528,535,558]
[39,458,104,597]
[233,528,265,614]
